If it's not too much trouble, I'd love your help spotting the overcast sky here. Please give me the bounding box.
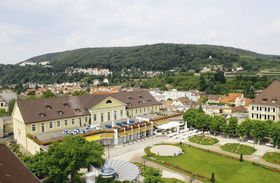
[0,0,280,64]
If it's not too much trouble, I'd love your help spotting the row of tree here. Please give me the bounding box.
[183,108,280,147]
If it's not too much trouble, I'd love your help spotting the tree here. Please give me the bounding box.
[214,70,226,84]
[183,108,203,128]
[270,122,280,148]
[210,172,215,183]
[24,136,104,183]
[228,117,238,136]
[251,120,270,144]
[199,74,207,91]
[143,168,163,183]
[236,124,246,141]
[42,89,55,98]
[209,116,219,136]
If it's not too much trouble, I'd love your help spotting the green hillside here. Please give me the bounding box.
[1,43,280,85]
[23,43,280,71]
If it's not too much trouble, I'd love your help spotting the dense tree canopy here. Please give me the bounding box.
[23,136,104,183]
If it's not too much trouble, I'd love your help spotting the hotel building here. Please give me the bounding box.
[12,90,161,154]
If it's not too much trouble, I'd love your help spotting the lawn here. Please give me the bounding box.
[189,135,219,145]
[263,152,280,165]
[153,145,280,183]
[221,143,256,155]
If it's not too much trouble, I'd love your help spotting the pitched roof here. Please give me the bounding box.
[0,145,40,183]
[253,80,280,106]
[176,97,192,105]
[207,95,221,101]
[220,93,243,103]
[16,90,161,124]
[0,91,17,103]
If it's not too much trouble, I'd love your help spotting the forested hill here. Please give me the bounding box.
[23,43,280,71]
[1,43,280,85]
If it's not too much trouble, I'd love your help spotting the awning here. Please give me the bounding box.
[157,121,180,130]
[85,134,101,142]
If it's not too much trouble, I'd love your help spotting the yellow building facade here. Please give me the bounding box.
[12,90,161,154]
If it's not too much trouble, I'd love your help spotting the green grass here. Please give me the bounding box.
[263,152,280,165]
[221,143,256,155]
[154,145,280,183]
[189,135,219,145]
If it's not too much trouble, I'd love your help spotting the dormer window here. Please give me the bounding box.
[138,101,142,104]
[63,103,69,107]
[74,108,81,113]
[272,98,277,103]
[128,96,133,100]
[128,103,132,106]
[45,104,52,110]
[148,99,152,103]
[139,96,144,100]
[262,98,268,102]
[57,111,64,115]
[106,100,112,104]
[39,113,46,117]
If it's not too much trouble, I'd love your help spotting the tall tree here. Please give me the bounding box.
[228,117,238,136]
[270,122,280,148]
[24,136,104,183]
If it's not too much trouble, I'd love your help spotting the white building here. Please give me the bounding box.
[19,61,37,66]
[249,80,280,121]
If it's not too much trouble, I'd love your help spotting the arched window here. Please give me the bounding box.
[106,100,112,104]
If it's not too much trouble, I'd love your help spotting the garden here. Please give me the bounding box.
[189,135,219,145]
[145,144,280,183]
[263,152,280,165]
[221,143,256,155]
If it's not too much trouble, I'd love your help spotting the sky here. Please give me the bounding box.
[0,0,280,64]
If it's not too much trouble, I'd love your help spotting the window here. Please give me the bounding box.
[49,121,53,129]
[31,124,36,132]
[85,117,88,123]
[257,107,259,111]
[144,108,146,112]
[57,121,61,128]
[106,100,112,104]
[101,113,104,122]
[108,112,110,121]
[273,108,276,112]
[63,103,69,107]
[75,108,81,113]
[0,103,3,107]
[120,110,123,117]
[251,113,254,118]
[39,113,46,117]
[93,114,97,121]
[140,108,142,113]
[58,111,64,115]
[72,118,75,125]
[64,119,68,126]
[114,111,117,120]
[41,123,45,133]
[268,108,270,112]
[79,118,82,126]
[45,104,52,110]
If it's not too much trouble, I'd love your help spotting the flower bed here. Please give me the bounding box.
[189,135,219,145]
[221,143,256,155]
[263,152,280,165]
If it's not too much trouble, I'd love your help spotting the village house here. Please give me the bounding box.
[0,91,17,112]
[249,80,280,121]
